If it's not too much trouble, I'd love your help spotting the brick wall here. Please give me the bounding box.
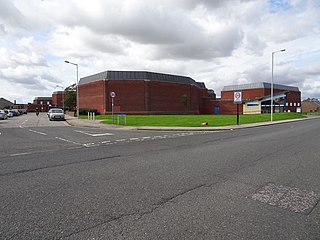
[79,80,105,113]
[79,79,213,114]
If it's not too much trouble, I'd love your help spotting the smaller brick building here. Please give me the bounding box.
[220,82,301,114]
[301,98,320,113]
[33,97,52,112]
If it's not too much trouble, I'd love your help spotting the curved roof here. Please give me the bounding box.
[80,70,206,89]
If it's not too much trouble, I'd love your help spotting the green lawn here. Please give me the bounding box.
[91,112,306,127]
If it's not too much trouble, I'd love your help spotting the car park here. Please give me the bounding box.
[47,108,65,121]
[0,110,8,120]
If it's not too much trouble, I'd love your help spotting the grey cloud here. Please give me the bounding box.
[0,0,27,29]
[153,25,243,60]
[0,24,6,35]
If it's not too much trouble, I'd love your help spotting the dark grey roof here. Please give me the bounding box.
[34,97,52,101]
[80,71,206,89]
[0,97,14,109]
[222,82,299,92]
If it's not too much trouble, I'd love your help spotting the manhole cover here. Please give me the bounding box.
[252,183,320,214]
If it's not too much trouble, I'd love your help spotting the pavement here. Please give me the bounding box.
[65,115,320,131]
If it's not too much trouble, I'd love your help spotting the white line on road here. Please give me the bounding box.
[10,152,32,157]
[29,129,47,135]
[74,130,114,137]
[22,119,29,125]
[55,137,82,145]
[129,138,140,141]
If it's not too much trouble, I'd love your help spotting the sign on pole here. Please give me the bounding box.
[233,91,242,103]
[110,91,116,124]
[234,91,242,125]
[110,91,116,98]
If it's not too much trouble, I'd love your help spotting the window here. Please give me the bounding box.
[290,102,292,106]
[40,101,43,105]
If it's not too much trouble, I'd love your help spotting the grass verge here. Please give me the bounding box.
[90,112,307,127]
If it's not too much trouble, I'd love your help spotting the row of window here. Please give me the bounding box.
[39,101,51,105]
[286,102,300,107]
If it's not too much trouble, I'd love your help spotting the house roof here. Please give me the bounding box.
[34,97,52,101]
[0,97,14,109]
[79,70,206,89]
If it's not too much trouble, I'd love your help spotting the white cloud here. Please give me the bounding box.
[0,0,319,103]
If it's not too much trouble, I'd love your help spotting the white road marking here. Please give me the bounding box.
[116,139,127,142]
[55,137,82,145]
[10,152,32,157]
[21,119,28,125]
[74,130,114,137]
[129,138,139,140]
[142,137,151,140]
[29,129,47,135]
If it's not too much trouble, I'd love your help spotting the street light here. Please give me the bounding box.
[271,49,286,122]
[65,60,79,118]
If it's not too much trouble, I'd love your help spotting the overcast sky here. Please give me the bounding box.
[0,0,319,103]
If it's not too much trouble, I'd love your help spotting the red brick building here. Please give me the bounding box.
[52,91,64,109]
[79,71,216,114]
[301,98,320,113]
[32,97,52,112]
[220,82,301,114]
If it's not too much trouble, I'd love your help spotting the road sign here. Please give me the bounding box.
[234,91,242,103]
[110,91,116,98]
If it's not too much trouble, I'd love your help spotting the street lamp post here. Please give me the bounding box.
[271,49,286,122]
[65,60,79,118]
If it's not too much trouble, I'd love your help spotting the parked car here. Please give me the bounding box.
[4,110,13,118]
[0,110,8,120]
[10,109,20,116]
[18,109,27,114]
[48,108,65,121]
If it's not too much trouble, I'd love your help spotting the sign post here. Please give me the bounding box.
[233,91,242,125]
[110,91,116,124]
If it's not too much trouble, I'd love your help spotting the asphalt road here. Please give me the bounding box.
[0,114,319,239]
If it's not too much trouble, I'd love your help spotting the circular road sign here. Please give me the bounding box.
[110,91,116,98]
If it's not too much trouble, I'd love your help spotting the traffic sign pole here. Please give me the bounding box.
[110,92,116,124]
[234,91,242,126]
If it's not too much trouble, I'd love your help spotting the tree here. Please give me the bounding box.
[63,84,76,110]
[180,94,189,111]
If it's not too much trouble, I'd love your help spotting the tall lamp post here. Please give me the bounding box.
[271,49,286,122]
[65,60,79,118]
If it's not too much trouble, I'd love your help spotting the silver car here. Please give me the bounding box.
[0,109,8,120]
[48,108,65,121]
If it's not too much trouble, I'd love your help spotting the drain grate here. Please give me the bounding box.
[252,183,320,214]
